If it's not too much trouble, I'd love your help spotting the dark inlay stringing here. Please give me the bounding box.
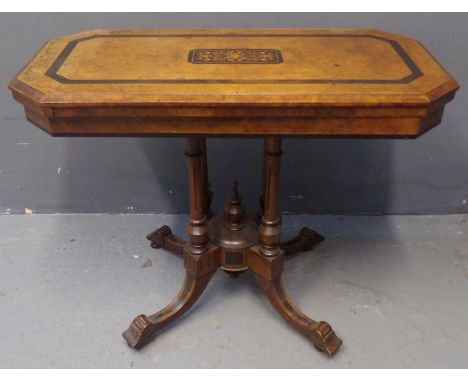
[45,33,423,85]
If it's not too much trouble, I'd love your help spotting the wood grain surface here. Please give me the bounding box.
[9,28,459,136]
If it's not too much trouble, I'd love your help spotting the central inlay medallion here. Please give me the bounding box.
[188,48,283,64]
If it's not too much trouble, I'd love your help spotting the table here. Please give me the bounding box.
[9,28,459,357]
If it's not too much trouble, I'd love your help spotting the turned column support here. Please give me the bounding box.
[258,138,267,221]
[200,138,213,219]
[135,136,340,356]
[185,137,209,254]
[124,137,220,350]
[259,137,283,257]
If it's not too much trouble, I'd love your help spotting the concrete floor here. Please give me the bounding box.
[0,213,467,368]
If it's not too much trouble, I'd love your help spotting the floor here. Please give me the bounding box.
[0,213,467,368]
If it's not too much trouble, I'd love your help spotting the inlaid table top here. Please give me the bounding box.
[9,28,459,136]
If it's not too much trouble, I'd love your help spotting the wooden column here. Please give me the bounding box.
[257,138,267,220]
[200,138,213,218]
[185,137,209,254]
[259,137,282,257]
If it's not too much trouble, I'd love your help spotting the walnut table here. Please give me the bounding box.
[9,28,459,356]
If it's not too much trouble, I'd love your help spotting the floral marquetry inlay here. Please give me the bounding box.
[188,49,283,64]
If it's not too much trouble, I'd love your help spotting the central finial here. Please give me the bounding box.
[224,180,245,230]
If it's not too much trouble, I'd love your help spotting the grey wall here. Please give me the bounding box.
[0,13,467,215]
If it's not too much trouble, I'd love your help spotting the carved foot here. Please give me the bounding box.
[281,227,324,257]
[247,246,341,356]
[122,313,156,348]
[254,274,342,356]
[123,246,220,349]
[309,321,343,356]
[123,271,214,348]
[255,274,342,356]
[147,225,187,256]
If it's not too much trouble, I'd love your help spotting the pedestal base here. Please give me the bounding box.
[147,224,324,259]
[123,137,342,357]
[125,221,340,356]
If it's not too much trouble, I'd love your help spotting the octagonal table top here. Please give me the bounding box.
[9,28,459,137]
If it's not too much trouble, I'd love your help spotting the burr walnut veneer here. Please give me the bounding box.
[9,28,459,357]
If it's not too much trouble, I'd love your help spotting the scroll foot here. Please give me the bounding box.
[122,314,156,349]
[247,247,341,356]
[309,321,343,356]
[123,270,215,348]
[123,247,220,349]
[147,225,187,256]
[254,271,342,356]
[281,227,324,257]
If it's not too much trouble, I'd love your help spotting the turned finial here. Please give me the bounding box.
[224,180,246,230]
